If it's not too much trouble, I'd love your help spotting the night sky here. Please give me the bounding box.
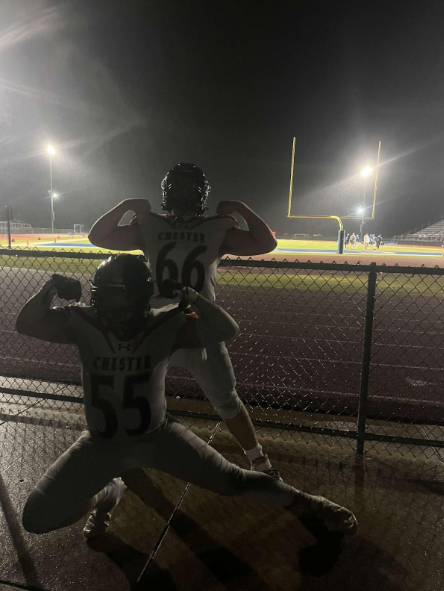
[1,0,444,238]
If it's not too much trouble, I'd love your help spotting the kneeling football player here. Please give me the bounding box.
[16,254,357,540]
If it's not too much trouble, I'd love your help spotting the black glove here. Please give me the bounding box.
[51,274,82,301]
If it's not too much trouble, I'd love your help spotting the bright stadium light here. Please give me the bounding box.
[357,207,365,215]
[360,166,372,177]
[52,192,59,199]
[45,144,58,232]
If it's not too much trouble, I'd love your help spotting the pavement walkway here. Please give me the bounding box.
[1,396,444,591]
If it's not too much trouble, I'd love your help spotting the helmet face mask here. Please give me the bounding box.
[91,254,154,340]
[161,163,210,216]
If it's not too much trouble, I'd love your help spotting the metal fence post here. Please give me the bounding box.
[6,205,12,249]
[357,262,377,455]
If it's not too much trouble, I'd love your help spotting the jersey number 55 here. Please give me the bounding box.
[90,373,151,439]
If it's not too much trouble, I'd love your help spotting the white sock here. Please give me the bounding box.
[245,443,264,462]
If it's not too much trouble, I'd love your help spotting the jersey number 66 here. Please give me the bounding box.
[156,243,207,293]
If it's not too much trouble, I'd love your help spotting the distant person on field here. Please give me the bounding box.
[375,234,382,250]
[344,234,350,249]
[349,233,357,250]
[363,234,370,250]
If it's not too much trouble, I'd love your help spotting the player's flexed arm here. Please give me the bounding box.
[160,280,239,352]
[15,275,81,343]
[88,199,150,251]
[217,201,277,257]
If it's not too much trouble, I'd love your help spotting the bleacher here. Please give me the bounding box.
[395,216,444,246]
[0,220,32,233]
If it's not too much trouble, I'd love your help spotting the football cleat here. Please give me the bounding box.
[161,163,210,216]
[83,477,127,539]
[289,492,357,536]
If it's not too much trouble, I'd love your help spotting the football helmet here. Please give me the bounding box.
[91,254,154,339]
[161,163,210,216]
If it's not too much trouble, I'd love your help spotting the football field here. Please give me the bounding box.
[2,234,444,261]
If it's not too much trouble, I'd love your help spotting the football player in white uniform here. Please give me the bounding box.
[17,254,357,540]
[88,163,281,479]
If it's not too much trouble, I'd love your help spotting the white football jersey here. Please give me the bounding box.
[139,213,238,306]
[65,304,186,442]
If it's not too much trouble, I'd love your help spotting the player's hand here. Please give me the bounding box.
[216,201,246,216]
[123,199,151,225]
[160,279,199,306]
[51,274,82,301]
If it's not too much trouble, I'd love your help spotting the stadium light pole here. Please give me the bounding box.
[46,145,56,233]
[357,206,365,238]
[359,166,372,239]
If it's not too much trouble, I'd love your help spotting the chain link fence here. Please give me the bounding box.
[1,248,444,455]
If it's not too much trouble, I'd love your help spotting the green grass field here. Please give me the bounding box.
[0,236,444,298]
[2,234,444,297]
[218,271,444,296]
[2,235,443,255]
[0,234,101,252]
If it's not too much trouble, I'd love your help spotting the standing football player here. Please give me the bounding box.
[17,254,357,540]
[88,163,281,479]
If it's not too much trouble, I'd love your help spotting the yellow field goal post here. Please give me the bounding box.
[287,137,382,253]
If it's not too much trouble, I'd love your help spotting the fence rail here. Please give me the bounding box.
[1,248,444,455]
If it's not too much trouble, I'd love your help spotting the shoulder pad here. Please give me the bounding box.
[151,304,179,319]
